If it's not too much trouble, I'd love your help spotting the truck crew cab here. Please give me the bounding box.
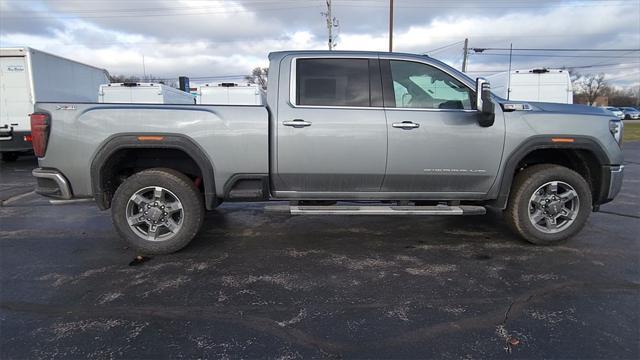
[30,51,624,254]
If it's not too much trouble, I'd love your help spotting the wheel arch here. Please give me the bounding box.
[490,135,610,209]
[90,134,218,210]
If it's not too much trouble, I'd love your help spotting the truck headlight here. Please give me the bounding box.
[609,119,623,144]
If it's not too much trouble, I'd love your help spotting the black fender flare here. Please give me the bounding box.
[90,134,218,210]
[490,135,610,209]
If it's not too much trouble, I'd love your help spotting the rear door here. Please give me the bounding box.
[381,58,504,195]
[0,56,32,136]
[274,56,388,194]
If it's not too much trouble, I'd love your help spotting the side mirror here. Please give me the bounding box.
[476,77,495,127]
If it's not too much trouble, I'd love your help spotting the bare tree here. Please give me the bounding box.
[109,74,140,83]
[574,73,608,106]
[245,67,268,90]
[606,86,640,107]
[109,74,172,86]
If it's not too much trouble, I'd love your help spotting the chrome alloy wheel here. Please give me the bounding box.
[125,186,184,241]
[528,181,580,234]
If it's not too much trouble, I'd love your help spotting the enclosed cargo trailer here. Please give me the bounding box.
[0,47,109,161]
[99,83,196,104]
[197,83,264,105]
[486,68,573,104]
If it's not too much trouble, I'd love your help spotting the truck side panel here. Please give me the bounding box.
[35,104,269,199]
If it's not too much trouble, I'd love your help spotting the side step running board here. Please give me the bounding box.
[288,205,486,216]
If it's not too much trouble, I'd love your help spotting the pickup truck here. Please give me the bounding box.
[30,50,625,254]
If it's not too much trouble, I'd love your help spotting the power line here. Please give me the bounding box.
[423,40,465,54]
[472,53,640,58]
[0,3,321,19]
[467,63,640,73]
[471,48,640,52]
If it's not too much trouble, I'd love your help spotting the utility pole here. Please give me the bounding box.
[389,0,394,52]
[322,0,338,50]
[142,55,147,80]
[461,38,469,72]
[507,43,513,100]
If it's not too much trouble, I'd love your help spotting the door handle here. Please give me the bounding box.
[282,119,312,128]
[392,121,420,129]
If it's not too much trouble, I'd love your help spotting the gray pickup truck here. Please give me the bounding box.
[30,50,624,254]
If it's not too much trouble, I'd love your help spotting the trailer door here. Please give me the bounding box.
[0,56,32,136]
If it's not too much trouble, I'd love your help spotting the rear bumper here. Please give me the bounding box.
[0,131,33,152]
[32,168,72,199]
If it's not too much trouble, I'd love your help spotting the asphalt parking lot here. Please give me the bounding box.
[1,144,639,359]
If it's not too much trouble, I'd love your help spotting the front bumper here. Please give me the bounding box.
[606,165,624,200]
[596,165,624,207]
[0,130,33,152]
[32,168,73,200]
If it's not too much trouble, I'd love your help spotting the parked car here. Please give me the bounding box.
[619,107,640,120]
[30,50,624,254]
[0,47,109,162]
[601,106,625,120]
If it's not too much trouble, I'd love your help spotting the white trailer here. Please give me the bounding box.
[486,68,573,104]
[99,83,196,104]
[0,47,109,161]
[197,83,264,105]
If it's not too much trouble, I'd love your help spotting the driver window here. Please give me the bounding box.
[389,60,473,110]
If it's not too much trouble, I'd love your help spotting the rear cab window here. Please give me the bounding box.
[294,58,382,107]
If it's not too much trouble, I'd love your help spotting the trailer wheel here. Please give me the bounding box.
[505,164,592,245]
[111,168,204,254]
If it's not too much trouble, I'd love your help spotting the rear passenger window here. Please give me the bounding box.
[296,58,370,107]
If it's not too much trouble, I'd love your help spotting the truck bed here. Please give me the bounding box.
[34,102,269,198]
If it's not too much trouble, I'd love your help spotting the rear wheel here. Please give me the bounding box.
[505,164,592,245]
[111,168,204,254]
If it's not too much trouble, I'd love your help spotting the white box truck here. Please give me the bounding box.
[486,68,573,104]
[197,83,264,105]
[0,47,109,161]
[99,83,196,104]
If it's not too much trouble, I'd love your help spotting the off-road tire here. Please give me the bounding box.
[505,164,592,245]
[111,168,204,254]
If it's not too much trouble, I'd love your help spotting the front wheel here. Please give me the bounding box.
[505,164,592,245]
[111,168,204,254]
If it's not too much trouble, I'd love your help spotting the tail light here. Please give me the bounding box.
[30,113,50,157]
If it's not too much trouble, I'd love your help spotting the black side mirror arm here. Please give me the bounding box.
[476,78,495,127]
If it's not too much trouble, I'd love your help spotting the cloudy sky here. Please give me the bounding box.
[1,0,639,87]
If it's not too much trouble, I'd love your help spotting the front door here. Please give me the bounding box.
[381,59,504,194]
[275,57,388,194]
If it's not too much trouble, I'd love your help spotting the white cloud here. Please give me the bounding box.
[1,0,638,86]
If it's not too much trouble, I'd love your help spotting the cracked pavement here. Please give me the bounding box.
[1,143,639,359]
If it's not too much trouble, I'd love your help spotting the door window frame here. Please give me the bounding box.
[287,55,477,112]
[379,58,478,113]
[288,56,383,110]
